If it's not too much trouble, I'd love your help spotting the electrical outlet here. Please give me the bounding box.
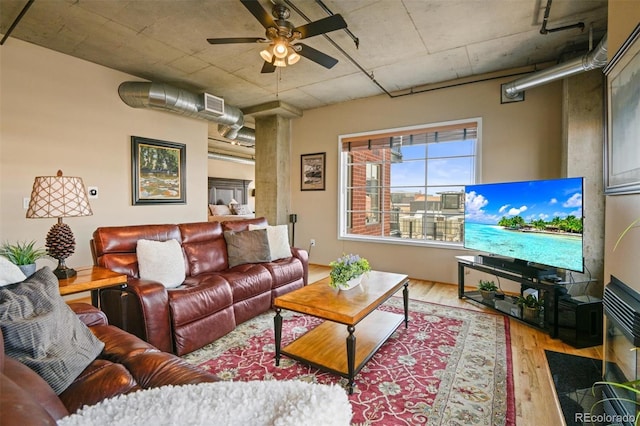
[23,197,30,209]
[310,239,316,247]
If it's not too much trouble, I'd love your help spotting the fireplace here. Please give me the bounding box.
[602,275,640,425]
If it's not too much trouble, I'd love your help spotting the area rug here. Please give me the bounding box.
[183,297,515,425]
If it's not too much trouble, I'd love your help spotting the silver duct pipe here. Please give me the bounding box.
[118,82,256,146]
[503,33,608,99]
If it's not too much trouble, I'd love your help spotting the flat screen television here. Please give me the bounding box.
[464,177,584,273]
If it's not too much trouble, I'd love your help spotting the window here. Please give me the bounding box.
[339,118,480,246]
[365,163,381,224]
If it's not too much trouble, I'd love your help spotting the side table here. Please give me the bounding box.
[58,266,127,307]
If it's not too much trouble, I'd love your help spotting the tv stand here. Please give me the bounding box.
[479,255,557,279]
[457,255,563,338]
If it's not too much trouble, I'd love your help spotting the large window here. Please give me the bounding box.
[339,118,480,246]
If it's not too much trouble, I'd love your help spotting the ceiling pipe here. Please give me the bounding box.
[118,82,255,146]
[502,33,607,100]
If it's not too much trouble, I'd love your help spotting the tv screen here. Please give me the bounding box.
[464,177,584,272]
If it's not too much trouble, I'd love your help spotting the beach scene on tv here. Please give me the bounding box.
[464,178,584,272]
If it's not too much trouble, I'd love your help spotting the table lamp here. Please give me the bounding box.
[26,170,93,279]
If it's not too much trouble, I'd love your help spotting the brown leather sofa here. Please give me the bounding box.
[0,303,217,425]
[92,217,308,356]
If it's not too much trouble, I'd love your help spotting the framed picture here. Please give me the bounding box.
[131,136,186,204]
[604,23,640,195]
[301,152,326,191]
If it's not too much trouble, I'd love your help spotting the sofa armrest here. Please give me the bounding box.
[69,302,108,327]
[109,278,173,353]
[290,247,309,285]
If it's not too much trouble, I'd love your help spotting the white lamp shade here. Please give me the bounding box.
[26,170,93,218]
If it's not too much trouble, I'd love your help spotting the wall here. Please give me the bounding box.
[0,39,209,270]
[603,2,640,292]
[291,76,564,285]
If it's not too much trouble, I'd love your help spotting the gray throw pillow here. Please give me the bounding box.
[224,229,271,268]
[0,267,105,394]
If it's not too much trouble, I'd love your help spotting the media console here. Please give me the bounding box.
[457,255,566,337]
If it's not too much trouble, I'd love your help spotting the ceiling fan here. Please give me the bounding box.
[207,0,347,73]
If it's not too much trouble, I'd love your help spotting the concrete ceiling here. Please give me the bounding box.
[1,0,608,156]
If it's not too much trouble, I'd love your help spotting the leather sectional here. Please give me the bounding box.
[91,217,308,356]
[0,302,217,424]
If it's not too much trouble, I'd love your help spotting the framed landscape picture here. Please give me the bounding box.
[131,136,186,204]
[301,152,326,191]
[604,23,640,195]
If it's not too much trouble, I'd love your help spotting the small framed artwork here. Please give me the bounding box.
[131,136,186,204]
[604,23,640,195]
[301,152,326,191]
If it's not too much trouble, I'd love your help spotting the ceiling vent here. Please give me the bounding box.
[201,93,225,116]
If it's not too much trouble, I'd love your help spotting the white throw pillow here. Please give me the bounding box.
[249,224,291,261]
[0,256,27,286]
[136,239,185,288]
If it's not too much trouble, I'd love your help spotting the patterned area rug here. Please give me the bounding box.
[183,297,515,425]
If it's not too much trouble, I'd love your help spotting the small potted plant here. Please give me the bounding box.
[329,253,371,290]
[0,240,48,276]
[517,294,544,323]
[478,280,499,301]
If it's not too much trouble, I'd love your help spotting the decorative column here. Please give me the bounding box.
[246,101,302,225]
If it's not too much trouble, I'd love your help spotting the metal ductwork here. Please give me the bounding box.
[118,82,255,146]
[502,33,608,100]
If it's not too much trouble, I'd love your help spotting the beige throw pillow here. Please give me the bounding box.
[136,239,185,288]
[249,224,291,261]
[209,204,233,216]
[0,256,27,286]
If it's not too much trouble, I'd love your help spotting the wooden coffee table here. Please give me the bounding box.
[273,270,409,394]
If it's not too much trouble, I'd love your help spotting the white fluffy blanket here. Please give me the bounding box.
[57,381,352,426]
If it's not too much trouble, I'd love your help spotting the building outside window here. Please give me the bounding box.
[339,118,481,246]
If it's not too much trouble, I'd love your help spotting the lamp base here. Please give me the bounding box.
[53,264,77,280]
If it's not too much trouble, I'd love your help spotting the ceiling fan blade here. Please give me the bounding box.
[261,60,276,73]
[207,37,266,44]
[297,43,339,69]
[240,0,276,29]
[295,14,347,39]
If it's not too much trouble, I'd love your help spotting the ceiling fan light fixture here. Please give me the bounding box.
[273,41,288,59]
[259,48,273,63]
[287,49,300,65]
[273,58,287,67]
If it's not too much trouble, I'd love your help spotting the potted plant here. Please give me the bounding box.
[478,280,499,301]
[0,240,48,276]
[517,294,544,323]
[329,253,371,290]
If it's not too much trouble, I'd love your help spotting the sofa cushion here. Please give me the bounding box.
[223,229,271,268]
[249,224,291,261]
[137,239,185,288]
[0,268,105,394]
[0,256,26,286]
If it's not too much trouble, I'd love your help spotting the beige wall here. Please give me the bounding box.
[291,77,563,284]
[0,39,209,270]
[604,3,640,291]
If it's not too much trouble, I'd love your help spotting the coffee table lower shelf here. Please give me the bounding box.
[279,309,403,393]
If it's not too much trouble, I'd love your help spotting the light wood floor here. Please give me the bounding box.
[308,264,602,426]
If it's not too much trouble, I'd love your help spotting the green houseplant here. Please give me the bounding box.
[329,254,371,290]
[478,280,499,301]
[517,294,544,323]
[0,240,47,276]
